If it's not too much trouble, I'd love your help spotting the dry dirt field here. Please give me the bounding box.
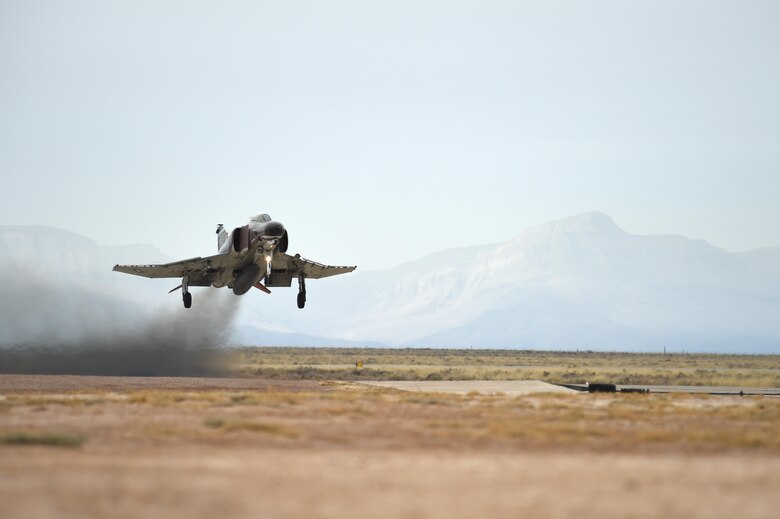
[2,374,780,519]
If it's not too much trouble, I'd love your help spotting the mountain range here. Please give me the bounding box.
[240,212,780,352]
[2,214,778,353]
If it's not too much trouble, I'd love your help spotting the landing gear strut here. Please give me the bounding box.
[181,273,191,308]
[264,251,273,285]
[297,273,306,309]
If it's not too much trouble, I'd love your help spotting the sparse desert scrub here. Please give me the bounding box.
[232,347,780,387]
[455,393,780,451]
[3,393,118,407]
[2,377,779,453]
[125,390,306,408]
[235,347,780,370]
[2,373,779,519]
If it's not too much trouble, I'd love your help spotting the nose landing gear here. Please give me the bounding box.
[264,252,273,285]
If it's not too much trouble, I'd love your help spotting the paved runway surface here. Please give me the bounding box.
[362,380,780,396]
[360,380,579,395]
[618,384,780,395]
[3,376,776,396]
[557,383,780,396]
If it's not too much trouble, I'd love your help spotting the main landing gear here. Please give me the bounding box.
[297,273,306,309]
[169,273,192,308]
[181,272,191,308]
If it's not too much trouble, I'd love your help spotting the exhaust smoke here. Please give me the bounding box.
[0,267,240,376]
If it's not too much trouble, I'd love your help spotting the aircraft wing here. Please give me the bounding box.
[113,253,241,281]
[280,253,357,279]
[114,251,355,284]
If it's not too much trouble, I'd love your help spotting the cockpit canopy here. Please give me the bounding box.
[251,213,272,223]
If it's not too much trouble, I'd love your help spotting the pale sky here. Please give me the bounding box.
[1,1,778,269]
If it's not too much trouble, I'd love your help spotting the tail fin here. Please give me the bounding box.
[216,224,228,251]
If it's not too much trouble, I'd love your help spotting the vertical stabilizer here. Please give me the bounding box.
[216,224,227,251]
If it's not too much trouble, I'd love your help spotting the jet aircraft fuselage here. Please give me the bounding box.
[114,213,355,309]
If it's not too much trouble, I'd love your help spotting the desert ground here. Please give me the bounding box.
[235,347,780,387]
[1,350,779,518]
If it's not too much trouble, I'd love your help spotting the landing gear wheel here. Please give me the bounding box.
[296,273,307,309]
[183,292,192,309]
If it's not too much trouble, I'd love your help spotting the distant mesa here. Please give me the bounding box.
[534,211,624,235]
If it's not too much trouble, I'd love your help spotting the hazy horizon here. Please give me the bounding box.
[4,210,779,269]
[2,1,779,270]
[4,212,778,353]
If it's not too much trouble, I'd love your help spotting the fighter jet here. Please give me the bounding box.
[113,213,356,309]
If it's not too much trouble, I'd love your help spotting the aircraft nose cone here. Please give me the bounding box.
[264,221,285,238]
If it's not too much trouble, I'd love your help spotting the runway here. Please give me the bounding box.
[562,383,780,396]
[3,376,775,396]
[360,380,578,395]
[360,380,780,396]
[618,384,780,395]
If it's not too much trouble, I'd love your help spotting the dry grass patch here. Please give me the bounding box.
[389,391,780,451]
[225,392,304,407]
[4,393,118,407]
[400,393,468,406]
[202,417,299,438]
[323,405,374,416]
[127,390,209,405]
[125,390,308,408]
[0,431,87,448]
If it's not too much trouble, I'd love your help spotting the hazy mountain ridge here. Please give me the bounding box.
[0,225,337,347]
[3,216,778,352]
[248,212,779,352]
[0,225,170,273]
[737,247,780,281]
